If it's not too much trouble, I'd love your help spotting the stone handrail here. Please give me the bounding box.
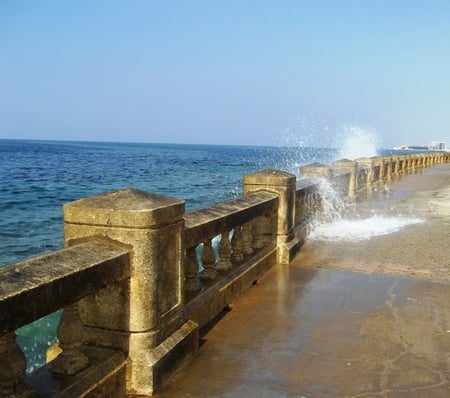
[184,191,278,248]
[0,239,130,397]
[0,240,130,333]
[1,151,449,397]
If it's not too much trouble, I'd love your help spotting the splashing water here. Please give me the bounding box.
[276,115,426,241]
[283,122,426,241]
[313,177,347,223]
[337,125,379,160]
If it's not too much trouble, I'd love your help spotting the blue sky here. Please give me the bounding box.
[1,1,449,148]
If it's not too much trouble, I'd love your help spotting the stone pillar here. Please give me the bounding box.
[385,156,393,183]
[392,156,399,179]
[63,189,198,396]
[356,158,374,198]
[411,155,417,173]
[243,169,297,264]
[420,154,426,169]
[333,159,357,203]
[406,155,412,173]
[379,158,386,185]
[400,155,407,174]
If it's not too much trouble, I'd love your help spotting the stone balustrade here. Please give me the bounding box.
[1,152,448,397]
[183,189,279,328]
[0,240,130,397]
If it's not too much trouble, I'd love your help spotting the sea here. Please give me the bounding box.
[0,138,423,372]
[1,138,341,372]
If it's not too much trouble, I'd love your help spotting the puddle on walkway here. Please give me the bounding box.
[310,216,426,242]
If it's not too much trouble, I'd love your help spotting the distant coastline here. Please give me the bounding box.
[392,141,448,152]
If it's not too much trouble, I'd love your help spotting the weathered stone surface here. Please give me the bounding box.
[63,188,198,396]
[185,244,277,329]
[64,188,184,228]
[184,191,278,248]
[299,163,332,178]
[28,346,126,398]
[0,240,130,333]
[244,169,297,264]
[243,168,295,186]
[127,320,199,395]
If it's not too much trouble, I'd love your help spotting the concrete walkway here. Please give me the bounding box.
[155,164,450,398]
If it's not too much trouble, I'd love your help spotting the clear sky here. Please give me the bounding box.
[1,1,449,148]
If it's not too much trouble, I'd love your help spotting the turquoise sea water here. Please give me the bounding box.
[1,139,338,371]
[0,139,339,266]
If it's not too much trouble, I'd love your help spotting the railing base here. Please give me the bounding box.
[27,346,126,398]
[127,320,199,396]
[278,222,308,265]
[185,244,277,329]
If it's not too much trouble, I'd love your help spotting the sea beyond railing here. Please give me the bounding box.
[1,152,448,397]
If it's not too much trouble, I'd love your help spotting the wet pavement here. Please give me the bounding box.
[154,165,450,397]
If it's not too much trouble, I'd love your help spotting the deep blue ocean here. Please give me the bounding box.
[0,139,339,266]
[1,139,341,371]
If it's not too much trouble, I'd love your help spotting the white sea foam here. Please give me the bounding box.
[309,216,425,242]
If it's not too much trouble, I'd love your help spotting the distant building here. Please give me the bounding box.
[428,142,447,151]
[392,142,448,151]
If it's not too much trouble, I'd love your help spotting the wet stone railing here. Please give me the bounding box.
[183,191,279,328]
[1,152,449,397]
[0,240,130,397]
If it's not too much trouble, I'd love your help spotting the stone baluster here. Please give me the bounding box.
[216,231,233,271]
[185,246,201,292]
[231,226,244,264]
[251,217,265,250]
[200,239,217,281]
[242,222,254,256]
[52,302,89,376]
[0,332,34,398]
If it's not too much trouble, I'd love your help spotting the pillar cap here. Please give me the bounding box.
[355,157,374,164]
[300,163,332,178]
[64,188,185,228]
[244,169,295,186]
[333,159,356,168]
